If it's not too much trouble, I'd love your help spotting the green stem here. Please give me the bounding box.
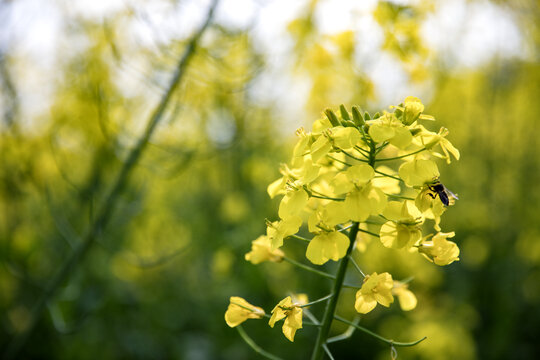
[236,325,284,360]
[341,150,369,163]
[286,234,311,243]
[283,257,335,280]
[348,255,366,278]
[333,316,427,347]
[375,147,427,162]
[310,193,345,202]
[310,222,360,360]
[327,155,351,167]
[354,145,370,157]
[384,193,415,200]
[299,294,333,308]
[374,169,403,182]
[358,228,380,238]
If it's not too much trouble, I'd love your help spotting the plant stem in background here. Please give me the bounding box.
[2,1,219,358]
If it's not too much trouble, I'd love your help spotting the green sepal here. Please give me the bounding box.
[373,112,381,119]
[339,104,351,120]
[364,111,371,120]
[325,109,341,127]
[351,106,365,126]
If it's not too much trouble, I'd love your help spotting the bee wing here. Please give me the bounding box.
[443,185,459,200]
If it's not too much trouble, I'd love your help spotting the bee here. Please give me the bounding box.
[427,180,459,206]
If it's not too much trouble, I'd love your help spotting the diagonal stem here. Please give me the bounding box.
[3,2,219,359]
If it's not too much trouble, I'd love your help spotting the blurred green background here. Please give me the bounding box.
[0,0,539,359]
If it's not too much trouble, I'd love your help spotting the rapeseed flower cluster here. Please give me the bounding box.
[226,97,460,345]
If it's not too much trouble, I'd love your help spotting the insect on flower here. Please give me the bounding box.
[427,179,459,206]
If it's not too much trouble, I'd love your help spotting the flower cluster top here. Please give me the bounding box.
[227,97,460,342]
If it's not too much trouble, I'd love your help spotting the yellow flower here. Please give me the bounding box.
[418,232,460,265]
[310,133,333,163]
[278,188,309,220]
[398,159,439,187]
[367,113,412,148]
[305,231,350,265]
[392,281,417,311]
[269,296,303,342]
[343,183,387,222]
[355,272,394,314]
[267,156,320,199]
[330,127,362,150]
[245,236,285,265]
[225,297,265,328]
[331,163,374,195]
[266,216,302,250]
[414,126,460,164]
[379,201,423,250]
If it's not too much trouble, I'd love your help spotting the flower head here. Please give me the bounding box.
[355,272,394,314]
[269,296,303,342]
[225,297,265,328]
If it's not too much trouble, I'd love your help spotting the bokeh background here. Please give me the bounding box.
[1,0,539,359]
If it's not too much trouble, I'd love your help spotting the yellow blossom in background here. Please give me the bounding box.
[392,281,418,311]
[419,232,460,265]
[245,236,285,265]
[355,272,394,314]
[269,296,303,342]
[225,297,265,328]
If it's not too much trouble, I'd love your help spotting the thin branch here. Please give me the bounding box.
[283,257,335,280]
[334,315,427,347]
[286,234,311,243]
[341,150,369,163]
[348,255,366,278]
[299,294,333,308]
[374,169,403,182]
[326,315,361,343]
[385,193,414,200]
[357,228,380,238]
[327,155,351,167]
[236,325,284,360]
[322,344,335,360]
[3,2,220,358]
[375,147,427,162]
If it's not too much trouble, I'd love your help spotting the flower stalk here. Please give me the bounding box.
[310,221,359,360]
